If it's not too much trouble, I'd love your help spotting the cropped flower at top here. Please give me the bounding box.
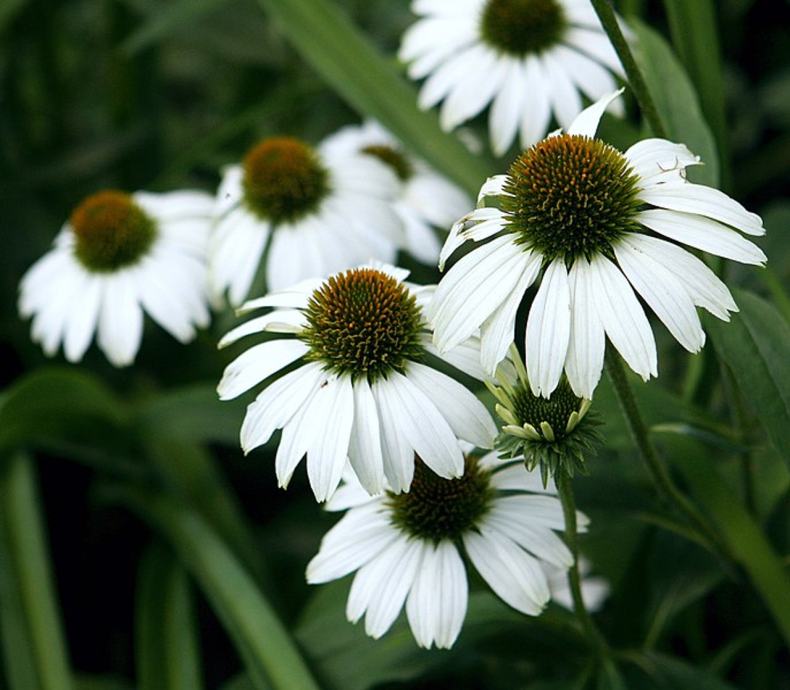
[216,264,497,501]
[208,135,404,306]
[19,189,214,367]
[430,91,766,400]
[400,0,625,154]
[321,121,471,264]
[307,451,588,648]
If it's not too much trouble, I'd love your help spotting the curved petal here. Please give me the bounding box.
[217,339,309,400]
[348,377,386,495]
[97,272,143,367]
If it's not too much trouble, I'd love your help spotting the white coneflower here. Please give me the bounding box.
[321,121,470,263]
[307,451,586,648]
[431,91,766,399]
[400,0,625,154]
[216,264,496,501]
[19,189,213,367]
[209,135,403,306]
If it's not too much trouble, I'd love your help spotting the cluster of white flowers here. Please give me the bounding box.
[19,0,765,652]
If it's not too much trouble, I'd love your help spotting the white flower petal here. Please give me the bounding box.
[464,528,549,615]
[407,362,496,449]
[406,540,467,649]
[565,258,606,399]
[639,182,764,236]
[348,378,386,495]
[97,273,144,367]
[540,51,582,130]
[482,511,572,569]
[637,209,766,266]
[587,254,657,381]
[240,361,324,453]
[218,310,306,349]
[526,258,571,398]
[520,55,552,147]
[217,339,309,400]
[625,139,701,183]
[306,376,355,502]
[614,239,706,353]
[63,274,101,362]
[489,59,526,155]
[372,380,415,493]
[566,88,624,138]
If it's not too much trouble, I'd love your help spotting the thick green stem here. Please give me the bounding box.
[604,350,724,556]
[589,0,668,138]
[556,472,608,656]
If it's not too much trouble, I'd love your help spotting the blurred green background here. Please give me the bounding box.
[0,1,788,689]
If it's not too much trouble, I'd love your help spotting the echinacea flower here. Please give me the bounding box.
[321,121,470,263]
[19,189,213,367]
[209,135,403,305]
[217,264,496,501]
[400,0,625,154]
[431,91,766,400]
[307,451,586,648]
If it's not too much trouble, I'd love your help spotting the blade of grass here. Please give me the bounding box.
[255,0,492,194]
[136,542,204,690]
[108,485,319,690]
[0,453,72,690]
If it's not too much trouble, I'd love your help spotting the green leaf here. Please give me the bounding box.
[0,368,127,451]
[254,0,492,194]
[0,453,73,690]
[108,486,319,690]
[622,651,738,690]
[706,289,790,465]
[134,384,244,446]
[136,542,204,690]
[631,19,719,186]
[220,675,261,690]
[74,676,133,690]
[661,0,728,178]
[665,434,790,648]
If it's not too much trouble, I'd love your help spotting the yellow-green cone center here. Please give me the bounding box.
[511,379,580,441]
[360,144,413,181]
[388,456,492,541]
[70,190,157,272]
[300,268,424,382]
[502,134,642,261]
[481,0,566,56]
[242,137,330,224]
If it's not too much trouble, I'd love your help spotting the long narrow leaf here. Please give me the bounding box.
[255,0,492,194]
[111,486,319,690]
[136,542,204,690]
[0,453,72,690]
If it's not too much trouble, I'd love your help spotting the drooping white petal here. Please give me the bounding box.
[637,209,766,266]
[621,233,737,320]
[586,254,657,381]
[438,209,507,271]
[406,540,467,649]
[483,510,572,569]
[275,387,322,489]
[307,509,399,583]
[540,50,582,130]
[217,339,309,400]
[565,258,606,399]
[489,464,557,494]
[564,27,624,78]
[372,380,415,493]
[464,528,550,616]
[480,250,542,374]
[639,182,764,236]
[421,334,488,381]
[520,55,552,147]
[63,274,102,363]
[306,376,355,502]
[625,139,701,183]
[554,47,621,112]
[489,59,526,155]
[419,45,481,110]
[218,310,306,349]
[614,239,706,353]
[566,88,624,138]
[526,258,571,398]
[347,537,424,639]
[240,361,324,453]
[381,372,464,480]
[432,236,527,353]
[406,362,496,449]
[440,47,506,131]
[238,279,321,313]
[492,495,585,531]
[347,378,386,495]
[97,272,144,367]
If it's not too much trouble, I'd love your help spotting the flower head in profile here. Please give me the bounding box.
[321,121,471,263]
[19,189,214,366]
[430,91,766,400]
[400,0,625,154]
[216,264,496,501]
[307,450,586,648]
[209,135,403,306]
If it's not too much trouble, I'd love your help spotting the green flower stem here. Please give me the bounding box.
[556,471,608,656]
[604,350,725,556]
[589,0,668,139]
